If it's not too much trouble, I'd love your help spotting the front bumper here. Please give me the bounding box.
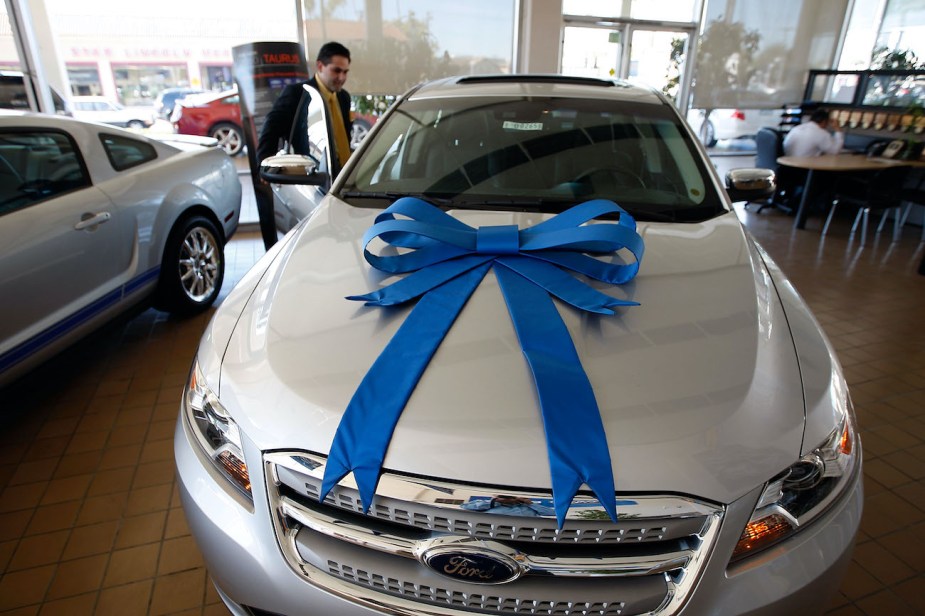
[175,412,862,616]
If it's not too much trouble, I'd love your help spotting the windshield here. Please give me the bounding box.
[340,95,725,222]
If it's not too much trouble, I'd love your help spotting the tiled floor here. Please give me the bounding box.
[1,190,924,614]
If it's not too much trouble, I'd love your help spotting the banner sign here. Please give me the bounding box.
[232,41,310,249]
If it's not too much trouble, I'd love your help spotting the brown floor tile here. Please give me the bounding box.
[132,461,175,490]
[86,468,134,498]
[101,544,160,587]
[0,540,18,572]
[23,501,80,536]
[73,494,127,527]
[46,554,108,600]
[36,592,97,616]
[163,509,190,540]
[95,580,153,616]
[61,522,119,561]
[0,511,33,543]
[156,536,203,576]
[123,485,173,518]
[96,445,141,472]
[114,512,167,550]
[852,541,916,586]
[21,438,70,464]
[39,475,92,506]
[7,530,70,571]
[854,588,920,615]
[0,565,55,611]
[148,569,206,615]
[0,483,48,514]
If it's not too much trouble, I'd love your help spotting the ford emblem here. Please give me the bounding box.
[422,547,521,585]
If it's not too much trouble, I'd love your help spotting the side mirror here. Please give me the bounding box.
[259,154,329,186]
[725,168,776,202]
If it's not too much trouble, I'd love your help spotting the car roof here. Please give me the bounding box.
[0,108,144,134]
[179,88,237,106]
[407,74,666,105]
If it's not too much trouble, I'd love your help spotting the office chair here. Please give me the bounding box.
[898,168,925,243]
[822,165,909,245]
[746,128,794,213]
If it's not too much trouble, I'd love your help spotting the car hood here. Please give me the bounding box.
[219,200,805,505]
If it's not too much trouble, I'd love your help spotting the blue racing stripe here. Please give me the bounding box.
[0,266,161,375]
[124,265,161,295]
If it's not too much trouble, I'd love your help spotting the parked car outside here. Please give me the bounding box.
[349,111,376,149]
[177,76,861,616]
[686,108,780,147]
[154,86,205,120]
[172,88,244,156]
[71,95,155,129]
[0,110,241,386]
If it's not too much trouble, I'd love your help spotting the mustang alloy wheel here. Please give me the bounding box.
[156,215,224,314]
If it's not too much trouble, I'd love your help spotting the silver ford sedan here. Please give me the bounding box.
[0,110,241,386]
[176,76,861,615]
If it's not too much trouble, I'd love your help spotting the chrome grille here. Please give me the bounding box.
[292,465,700,546]
[265,451,724,616]
[306,480,669,544]
[328,560,626,615]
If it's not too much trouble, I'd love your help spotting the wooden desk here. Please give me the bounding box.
[776,154,924,229]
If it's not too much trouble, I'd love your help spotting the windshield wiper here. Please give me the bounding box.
[625,209,678,222]
[339,191,454,206]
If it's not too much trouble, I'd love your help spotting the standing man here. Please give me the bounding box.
[783,109,844,157]
[257,41,353,169]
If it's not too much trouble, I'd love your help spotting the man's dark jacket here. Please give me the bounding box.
[256,76,351,164]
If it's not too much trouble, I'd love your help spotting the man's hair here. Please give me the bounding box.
[317,42,351,64]
[810,109,830,124]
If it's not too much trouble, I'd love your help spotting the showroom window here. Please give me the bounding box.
[692,0,850,110]
[563,0,700,22]
[302,0,516,96]
[98,133,158,171]
[0,130,90,216]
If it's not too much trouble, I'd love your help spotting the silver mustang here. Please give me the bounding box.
[0,110,240,386]
[176,76,861,615]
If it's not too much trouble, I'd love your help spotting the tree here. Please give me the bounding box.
[661,36,686,103]
[692,16,761,109]
[869,46,924,70]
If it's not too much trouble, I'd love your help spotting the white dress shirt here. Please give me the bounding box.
[783,121,845,157]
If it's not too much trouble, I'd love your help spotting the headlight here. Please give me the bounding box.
[184,360,252,499]
[730,409,860,563]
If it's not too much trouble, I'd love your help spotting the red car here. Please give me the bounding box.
[172,88,378,157]
[172,89,244,156]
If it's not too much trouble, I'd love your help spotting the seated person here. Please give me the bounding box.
[782,110,844,214]
[783,109,844,157]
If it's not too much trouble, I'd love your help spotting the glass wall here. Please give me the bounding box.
[878,0,925,59]
[301,0,516,97]
[0,4,22,71]
[692,0,849,110]
[563,0,701,22]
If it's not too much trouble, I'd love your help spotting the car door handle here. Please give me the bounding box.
[74,211,111,230]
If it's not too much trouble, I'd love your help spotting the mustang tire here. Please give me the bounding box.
[156,215,224,314]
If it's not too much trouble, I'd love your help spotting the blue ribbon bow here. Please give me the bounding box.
[320,197,644,526]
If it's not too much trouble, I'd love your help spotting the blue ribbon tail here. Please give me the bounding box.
[320,263,492,511]
[495,266,618,527]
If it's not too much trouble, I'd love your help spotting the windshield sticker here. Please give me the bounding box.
[502,121,543,131]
